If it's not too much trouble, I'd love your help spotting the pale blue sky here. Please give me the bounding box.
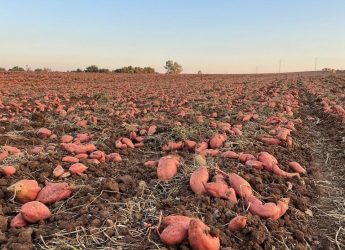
[0,0,344,73]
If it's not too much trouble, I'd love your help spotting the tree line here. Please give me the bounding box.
[0,60,184,74]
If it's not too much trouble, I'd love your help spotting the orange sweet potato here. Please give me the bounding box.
[188,219,220,250]
[238,153,255,163]
[10,213,27,228]
[7,179,41,203]
[209,134,227,149]
[258,152,278,171]
[107,153,122,162]
[36,182,72,204]
[157,155,181,181]
[228,215,247,232]
[228,173,253,198]
[20,201,51,223]
[190,166,209,195]
[245,160,263,170]
[69,163,88,175]
[0,151,9,162]
[144,160,158,167]
[203,182,237,203]
[160,223,188,246]
[147,125,157,135]
[53,164,65,177]
[271,198,290,220]
[272,164,300,178]
[195,141,208,153]
[184,140,197,151]
[288,162,306,174]
[245,196,279,219]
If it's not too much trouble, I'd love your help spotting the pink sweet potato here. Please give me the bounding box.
[20,201,51,223]
[188,219,220,250]
[10,213,27,228]
[62,156,79,163]
[220,151,239,159]
[190,166,209,195]
[160,223,188,246]
[53,164,65,177]
[245,160,263,170]
[69,163,88,175]
[203,182,237,203]
[157,155,181,181]
[36,182,72,204]
[162,215,191,227]
[288,162,306,174]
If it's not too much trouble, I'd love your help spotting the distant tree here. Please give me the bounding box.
[85,65,99,72]
[8,66,25,72]
[0,67,6,72]
[98,68,110,73]
[197,70,202,74]
[164,60,183,74]
[35,68,51,72]
[113,66,156,74]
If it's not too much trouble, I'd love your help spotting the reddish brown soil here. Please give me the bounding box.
[0,72,344,249]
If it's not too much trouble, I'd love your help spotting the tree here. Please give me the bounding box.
[85,65,99,72]
[0,67,6,72]
[113,66,156,74]
[197,70,202,74]
[164,60,183,74]
[8,66,25,72]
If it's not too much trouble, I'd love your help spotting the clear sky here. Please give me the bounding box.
[0,0,344,73]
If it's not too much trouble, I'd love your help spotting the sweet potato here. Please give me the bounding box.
[245,196,279,219]
[261,137,281,145]
[89,150,106,163]
[157,155,181,181]
[228,215,247,232]
[75,153,88,160]
[190,166,209,195]
[188,219,220,250]
[7,180,41,203]
[20,201,51,223]
[220,151,239,159]
[232,127,242,136]
[107,153,122,162]
[75,133,92,143]
[1,165,16,176]
[69,163,88,175]
[10,213,27,228]
[272,164,300,177]
[203,182,237,203]
[271,198,290,220]
[258,152,278,171]
[37,127,52,138]
[245,160,263,170]
[200,149,220,157]
[121,137,135,149]
[228,173,253,198]
[162,215,191,227]
[195,141,208,153]
[144,160,158,167]
[36,182,72,204]
[61,135,73,143]
[288,162,306,174]
[62,156,79,163]
[212,174,227,184]
[53,164,65,177]
[209,134,227,149]
[147,125,157,135]
[2,146,21,155]
[160,223,188,246]
[238,153,255,163]
[184,140,197,151]
[276,127,291,141]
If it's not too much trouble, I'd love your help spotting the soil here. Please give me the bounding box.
[0,72,344,249]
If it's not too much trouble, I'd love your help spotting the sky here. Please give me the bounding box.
[0,0,344,74]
